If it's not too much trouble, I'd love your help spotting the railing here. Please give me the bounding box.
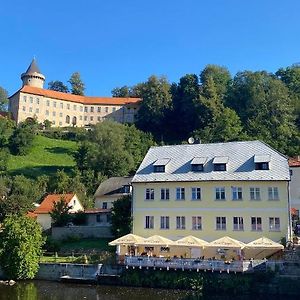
[125,256,250,272]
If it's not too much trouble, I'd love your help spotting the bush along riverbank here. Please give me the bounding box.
[116,268,300,296]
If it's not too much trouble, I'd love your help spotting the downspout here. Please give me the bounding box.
[287,180,292,242]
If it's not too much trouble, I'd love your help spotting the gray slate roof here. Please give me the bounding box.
[94,176,133,197]
[132,141,290,183]
[24,58,41,74]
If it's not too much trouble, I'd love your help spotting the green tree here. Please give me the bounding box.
[68,72,85,95]
[135,76,172,140]
[43,119,52,129]
[48,169,70,194]
[9,122,36,155]
[50,197,72,227]
[111,195,132,238]
[111,86,132,97]
[0,117,14,148]
[48,80,69,93]
[0,86,8,111]
[0,148,9,173]
[0,215,45,279]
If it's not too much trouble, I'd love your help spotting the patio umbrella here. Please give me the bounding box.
[136,235,175,247]
[108,233,144,246]
[207,236,246,248]
[175,235,208,247]
[244,237,284,259]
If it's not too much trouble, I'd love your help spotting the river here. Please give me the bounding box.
[0,281,296,300]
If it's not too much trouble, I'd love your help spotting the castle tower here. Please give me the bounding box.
[21,58,45,88]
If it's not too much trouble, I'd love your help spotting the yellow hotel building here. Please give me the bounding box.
[131,141,291,243]
[8,59,141,126]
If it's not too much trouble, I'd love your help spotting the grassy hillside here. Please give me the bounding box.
[8,135,77,178]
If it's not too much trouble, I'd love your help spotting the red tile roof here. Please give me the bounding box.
[27,211,38,219]
[34,193,75,214]
[16,86,141,106]
[289,157,300,167]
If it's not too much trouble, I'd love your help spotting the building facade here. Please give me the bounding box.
[131,141,291,243]
[8,59,141,126]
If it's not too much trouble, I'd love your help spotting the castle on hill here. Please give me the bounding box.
[8,59,141,126]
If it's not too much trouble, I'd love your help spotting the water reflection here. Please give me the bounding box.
[0,281,296,300]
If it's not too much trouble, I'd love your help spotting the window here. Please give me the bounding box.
[59,112,63,117]
[123,185,130,193]
[191,164,204,172]
[160,188,169,200]
[191,187,201,200]
[23,96,27,102]
[268,187,279,200]
[97,116,101,121]
[67,104,70,109]
[102,202,107,209]
[36,98,39,104]
[176,216,186,229]
[30,97,33,103]
[112,107,116,112]
[84,107,88,112]
[216,217,226,230]
[84,116,87,121]
[46,110,49,116]
[215,187,226,200]
[106,214,111,223]
[105,107,109,113]
[52,111,56,116]
[255,162,269,170]
[192,216,202,230]
[154,165,165,172]
[145,216,154,229]
[46,100,50,106]
[251,217,262,231]
[52,120,56,125]
[250,187,261,200]
[233,217,244,231]
[145,188,154,200]
[60,103,63,109]
[66,115,70,124]
[22,106,26,111]
[53,101,56,108]
[35,108,39,113]
[232,187,242,200]
[90,106,94,113]
[29,107,33,112]
[96,214,101,223]
[214,164,226,171]
[80,106,83,112]
[176,188,185,200]
[79,116,83,120]
[97,107,101,112]
[269,217,280,231]
[160,216,170,229]
[59,121,62,126]
[73,105,77,111]
[90,116,94,121]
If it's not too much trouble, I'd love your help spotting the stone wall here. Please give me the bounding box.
[51,226,112,240]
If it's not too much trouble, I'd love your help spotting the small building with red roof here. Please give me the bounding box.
[34,193,83,230]
[289,156,300,220]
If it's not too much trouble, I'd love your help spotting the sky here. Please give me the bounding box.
[1,0,300,97]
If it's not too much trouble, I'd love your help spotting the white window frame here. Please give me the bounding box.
[145,216,154,229]
[160,216,170,229]
[176,187,185,200]
[232,187,242,200]
[250,187,261,200]
[145,188,154,200]
[192,216,202,230]
[251,217,262,231]
[233,217,244,231]
[269,217,280,231]
[268,187,279,200]
[160,188,170,200]
[191,187,201,200]
[216,216,226,230]
[176,216,186,229]
[215,187,226,200]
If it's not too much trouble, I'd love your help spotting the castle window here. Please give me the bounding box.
[23,96,27,102]
[79,116,82,120]
[59,112,63,117]
[73,105,76,111]
[105,107,109,113]
[59,121,62,126]
[46,100,50,106]
[53,101,56,107]
[35,108,39,113]
[60,103,63,109]
[36,98,40,104]
[52,111,56,117]
[216,217,226,230]
[90,116,94,121]
[80,106,83,112]
[66,115,70,124]
[97,116,101,121]
[67,104,70,109]
[254,155,270,170]
[84,107,88,112]
[90,107,94,113]
[46,110,49,116]
[97,107,101,112]
[84,116,87,121]
[30,97,33,103]
[22,106,26,111]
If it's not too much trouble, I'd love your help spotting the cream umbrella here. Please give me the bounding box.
[244,237,284,259]
[208,236,246,248]
[136,235,175,246]
[175,235,209,247]
[108,233,144,246]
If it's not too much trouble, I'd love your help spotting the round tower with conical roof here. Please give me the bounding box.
[21,58,45,88]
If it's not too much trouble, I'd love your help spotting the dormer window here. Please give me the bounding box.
[254,155,270,170]
[213,156,228,172]
[123,185,131,193]
[191,157,207,172]
[153,158,170,173]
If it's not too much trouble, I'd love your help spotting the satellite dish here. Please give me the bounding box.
[188,137,195,144]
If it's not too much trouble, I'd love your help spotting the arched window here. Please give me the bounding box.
[66,115,70,124]
[72,116,77,126]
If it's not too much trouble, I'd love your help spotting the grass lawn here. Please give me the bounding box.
[60,238,112,252]
[7,134,77,178]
